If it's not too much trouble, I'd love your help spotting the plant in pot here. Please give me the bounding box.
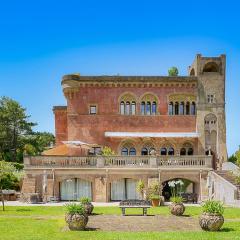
[169,196,185,216]
[150,194,160,207]
[136,180,145,200]
[199,200,224,231]
[168,180,185,216]
[147,181,162,207]
[65,203,88,231]
[80,197,94,215]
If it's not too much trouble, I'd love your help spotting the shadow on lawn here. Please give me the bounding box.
[16,208,32,212]
[219,227,235,232]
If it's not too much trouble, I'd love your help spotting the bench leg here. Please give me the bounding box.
[122,208,125,216]
[143,208,147,216]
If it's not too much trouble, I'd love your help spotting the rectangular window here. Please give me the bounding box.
[207,94,214,103]
[89,105,97,115]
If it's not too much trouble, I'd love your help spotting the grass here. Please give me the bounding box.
[0,206,240,240]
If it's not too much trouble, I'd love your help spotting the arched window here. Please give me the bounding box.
[140,93,158,115]
[186,102,190,115]
[180,148,186,155]
[187,148,193,155]
[141,102,145,115]
[120,101,125,115]
[131,102,136,115]
[149,147,156,155]
[141,148,148,155]
[119,93,136,115]
[175,102,179,115]
[168,147,174,155]
[168,102,174,115]
[121,148,128,156]
[129,148,136,156]
[125,102,130,115]
[190,102,196,115]
[160,148,167,155]
[152,102,157,115]
[146,102,151,115]
[203,62,219,73]
[179,102,185,115]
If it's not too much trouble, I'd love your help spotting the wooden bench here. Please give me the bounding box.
[180,193,198,203]
[119,199,151,216]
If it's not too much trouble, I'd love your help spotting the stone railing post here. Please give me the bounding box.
[149,156,157,168]
[24,156,31,166]
[97,156,105,168]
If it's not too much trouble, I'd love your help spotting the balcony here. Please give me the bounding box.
[24,155,213,170]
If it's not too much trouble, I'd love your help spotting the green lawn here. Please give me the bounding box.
[1,206,240,240]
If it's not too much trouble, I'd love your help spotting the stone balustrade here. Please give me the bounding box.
[24,155,212,169]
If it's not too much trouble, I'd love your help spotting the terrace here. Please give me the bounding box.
[24,155,213,170]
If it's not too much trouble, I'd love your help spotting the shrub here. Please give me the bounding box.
[202,200,224,215]
[149,194,160,200]
[136,180,145,199]
[101,146,115,156]
[168,67,179,76]
[235,175,240,185]
[146,181,160,200]
[80,197,91,204]
[170,196,184,204]
[65,203,85,215]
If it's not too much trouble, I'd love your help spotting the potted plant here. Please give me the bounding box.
[80,197,94,215]
[136,180,145,200]
[65,203,88,231]
[199,200,224,231]
[150,194,160,207]
[169,196,185,216]
[168,180,185,216]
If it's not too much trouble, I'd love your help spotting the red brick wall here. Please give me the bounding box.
[53,108,68,146]
[62,86,197,152]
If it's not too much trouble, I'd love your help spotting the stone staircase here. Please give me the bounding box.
[215,170,240,200]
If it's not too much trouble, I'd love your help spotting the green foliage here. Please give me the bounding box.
[236,149,240,166]
[234,175,240,185]
[146,181,160,200]
[149,194,160,200]
[101,146,115,156]
[65,203,85,215]
[136,180,145,199]
[0,161,23,210]
[0,97,55,162]
[80,197,91,204]
[228,154,237,164]
[170,196,183,204]
[0,97,36,162]
[168,67,179,76]
[202,200,224,215]
[168,179,184,197]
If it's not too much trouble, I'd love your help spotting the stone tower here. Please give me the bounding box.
[189,54,227,168]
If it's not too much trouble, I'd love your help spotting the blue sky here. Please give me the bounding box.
[0,0,239,155]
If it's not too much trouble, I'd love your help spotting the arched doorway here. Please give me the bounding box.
[110,178,140,201]
[60,178,92,201]
[162,178,195,202]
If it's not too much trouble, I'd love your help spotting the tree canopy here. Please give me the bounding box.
[0,161,22,210]
[168,67,179,76]
[0,97,55,162]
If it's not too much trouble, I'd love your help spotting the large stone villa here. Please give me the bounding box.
[21,54,239,205]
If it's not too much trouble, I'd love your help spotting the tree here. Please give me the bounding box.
[0,161,21,211]
[101,146,115,156]
[0,97,36,162]
[228,154,237,164]
[168,67,179,76]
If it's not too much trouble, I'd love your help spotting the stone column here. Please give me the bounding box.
[94,177,107,202]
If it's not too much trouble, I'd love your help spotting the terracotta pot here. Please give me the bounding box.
[199,213,224,231]
[65,213,88,231]
[83,202,94,215]
[151,199,160,207]
[169,203,185,216]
